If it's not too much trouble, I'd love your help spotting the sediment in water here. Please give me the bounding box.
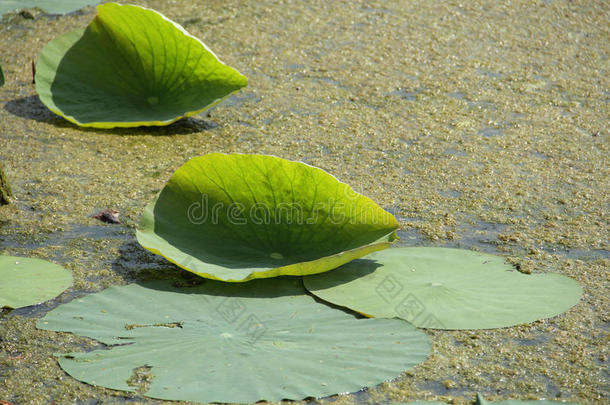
[0,162,11,205]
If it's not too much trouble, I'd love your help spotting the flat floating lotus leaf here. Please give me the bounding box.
[35,3,247,128]
[0,0,100,19]
[37,278,430,404]
[0,255,72,309]
[304,247,582,330]
[136,153,399,282]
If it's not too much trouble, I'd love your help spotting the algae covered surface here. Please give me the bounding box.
[0,0,608,404]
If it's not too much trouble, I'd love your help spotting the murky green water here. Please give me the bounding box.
[0,0,608,404]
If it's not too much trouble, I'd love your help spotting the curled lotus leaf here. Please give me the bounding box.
[35,3,247,128]
[136,153,399,282]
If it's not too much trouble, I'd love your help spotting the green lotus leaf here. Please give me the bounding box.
[304,247,582,330]
[35,3,247,128]
[0,0,100,19]
[37,277,430,403]
[0,63,4,87]
[0,255,72,309]
[136,153,399,282]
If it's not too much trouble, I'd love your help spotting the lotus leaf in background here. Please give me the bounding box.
[35,3,247,128]
[37,277,430,403]
[137,153,399,282]
[0,255,72,308]
[0,0,100,20]
[304,247,582,330]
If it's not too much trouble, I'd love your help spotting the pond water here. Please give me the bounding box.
[0,0,608,404]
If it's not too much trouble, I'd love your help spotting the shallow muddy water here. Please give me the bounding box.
[0,0,608,404]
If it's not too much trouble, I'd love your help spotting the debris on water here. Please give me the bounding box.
[19,10,35,20]
[91,209,120,224]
